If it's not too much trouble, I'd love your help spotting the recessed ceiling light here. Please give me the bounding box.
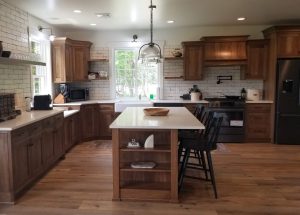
[73,10,82,13]
[237,17,246,21]
[167,20,174,24]
[95,13,111,18]
[90,23,96,26]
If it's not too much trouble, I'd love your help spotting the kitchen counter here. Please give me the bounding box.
[53,99,118,106]
[63,110,79,118]
[110,106,205,202]
[245,100,273,104]
[0,109,64,131]
[153,99,209,104]
[110,107,205,129]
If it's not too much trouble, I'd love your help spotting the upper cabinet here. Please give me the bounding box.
[181,41,204,80]
[201,36,248,61]
[244,39,269,80]
[263,26,300,58]
[51,37,92,83]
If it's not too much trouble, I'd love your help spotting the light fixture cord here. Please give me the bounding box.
[150,0,154,44]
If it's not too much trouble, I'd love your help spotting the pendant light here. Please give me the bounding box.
[138,0,162,63]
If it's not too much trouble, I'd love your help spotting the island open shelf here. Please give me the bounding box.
[110,107,205,202]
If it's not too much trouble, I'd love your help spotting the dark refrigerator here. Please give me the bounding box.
[275,59,300,144]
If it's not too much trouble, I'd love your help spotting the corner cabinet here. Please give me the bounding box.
[244,40,269,80]
[51,37,92,83]
[181,41,204,80]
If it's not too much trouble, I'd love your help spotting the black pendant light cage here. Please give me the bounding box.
[138,0,162,63]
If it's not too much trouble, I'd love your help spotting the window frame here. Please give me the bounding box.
[110,41,164,100]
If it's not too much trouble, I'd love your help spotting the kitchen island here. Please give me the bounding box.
[109,107,205,202]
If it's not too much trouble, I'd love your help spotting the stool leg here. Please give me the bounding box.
[206,151,218,199]
[179,148,190,191]
[199,150,208,180]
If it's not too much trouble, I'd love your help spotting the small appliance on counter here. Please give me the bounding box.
[33,94,52,110]
[246,89,261,101]
[57,84,89,103]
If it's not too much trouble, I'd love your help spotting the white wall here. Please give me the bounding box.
[0,0,60,108]
[65,25,268,100]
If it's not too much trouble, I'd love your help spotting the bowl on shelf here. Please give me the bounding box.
[1,51,11,58]
[143,108,169,116]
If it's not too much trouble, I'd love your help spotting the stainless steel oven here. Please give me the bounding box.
[206,98,245,143]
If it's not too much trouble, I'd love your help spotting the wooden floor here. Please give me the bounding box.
[1,140,300,215]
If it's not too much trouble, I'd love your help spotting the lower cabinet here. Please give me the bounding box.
[245,103,271,142]
[0,112,64,203]
[64,112,79,152]
[98,104,115,139]
[80,104,99,140]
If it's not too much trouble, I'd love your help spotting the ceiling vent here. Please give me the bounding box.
[95,13,111,18]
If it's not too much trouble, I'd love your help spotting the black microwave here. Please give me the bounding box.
[67,88,89,102]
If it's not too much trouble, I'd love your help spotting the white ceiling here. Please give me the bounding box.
[7,0,300,30]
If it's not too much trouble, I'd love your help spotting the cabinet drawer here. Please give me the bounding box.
[11,127,30,143]
[247,127,270,138]
[246,104,271,112]
[98,104,114,111]
[52,114,64,129]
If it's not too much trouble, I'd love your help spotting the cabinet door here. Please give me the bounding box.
[99,110,114,138]
[64,117,73,152]
[80,105,98,140]
[73,46,89,81]
[65,44,74,81]
[182,42,204,80]
[246,40,269,80]
[53,129,64,159]
[277,32,300,57]
[52,43,67,83]
[12,139,30,191]
[245,104,271,142]
[42,130,55,166]
[28,134,43,176]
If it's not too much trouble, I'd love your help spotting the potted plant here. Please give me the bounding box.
[189,85,202,101]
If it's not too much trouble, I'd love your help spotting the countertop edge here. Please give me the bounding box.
[0,110,64,131]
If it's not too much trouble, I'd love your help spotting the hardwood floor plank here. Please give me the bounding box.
[1,141,300,215]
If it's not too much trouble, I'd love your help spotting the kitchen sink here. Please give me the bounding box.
[114,100,153,112]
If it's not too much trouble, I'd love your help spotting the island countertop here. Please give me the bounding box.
[110,107,205,130]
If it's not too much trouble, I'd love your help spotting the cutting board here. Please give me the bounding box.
[53,93,65,104]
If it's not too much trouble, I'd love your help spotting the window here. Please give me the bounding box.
[114,49,159,99]
[30,37,51,96]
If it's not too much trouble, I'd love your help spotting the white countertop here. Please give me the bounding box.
[0,109,64,131]
[110,107,205,130]
[153,99,209,104]
[64,110,79,118]
[246,100,273,104]
[53,100,118,106]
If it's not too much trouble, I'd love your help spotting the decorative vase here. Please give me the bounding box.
[190,92,200,101]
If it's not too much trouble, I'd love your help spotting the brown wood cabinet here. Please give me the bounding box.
[245,103,271,142]
[97,104,115,139]
[64,112,79,152]
[80,104,99,141]
[112,128,178,202]
[182,41,204,80]
[52,37,92,83]
[276,31,300,58]
[201,36,248,61]
[244,40,269,80]
[0,113,64,203]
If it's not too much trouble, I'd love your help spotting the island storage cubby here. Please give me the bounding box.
[112,128,178,202]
